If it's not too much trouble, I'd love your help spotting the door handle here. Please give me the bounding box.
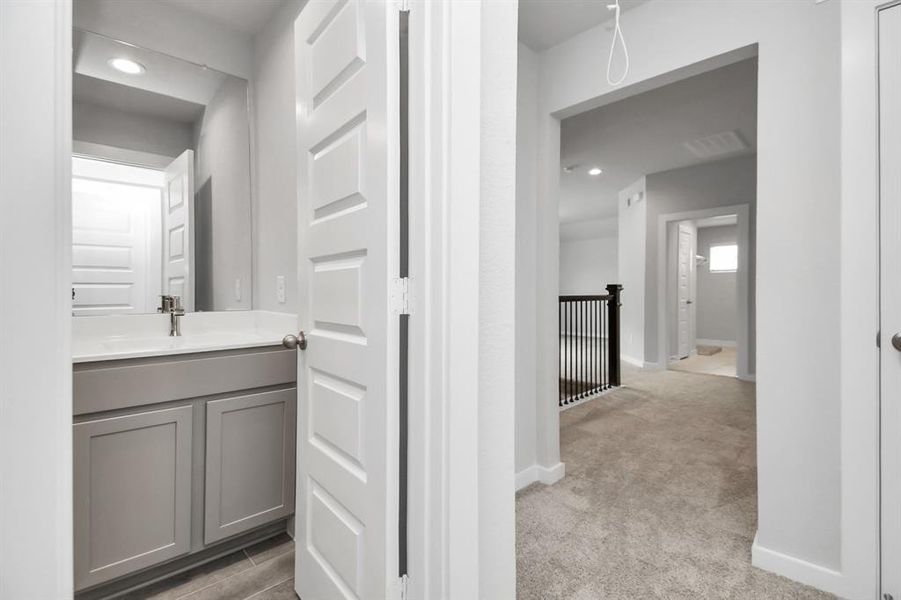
[892,333,901,352]
[283,331,308,350]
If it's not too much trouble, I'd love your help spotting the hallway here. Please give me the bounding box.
[516,366,831,599]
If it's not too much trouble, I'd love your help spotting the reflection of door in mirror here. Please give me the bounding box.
[72,157,163,315]
[163,150,195,312]
[71,29,253,315]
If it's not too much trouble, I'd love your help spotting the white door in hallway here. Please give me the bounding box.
[882,4,901,598]
[294,1,395,598]
[676,222,696,359]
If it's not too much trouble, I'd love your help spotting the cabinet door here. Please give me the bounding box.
[74,405,192,590]
[204,389,296,544]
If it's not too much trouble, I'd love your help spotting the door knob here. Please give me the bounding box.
[282,331,307,350]
[890,332,901,352]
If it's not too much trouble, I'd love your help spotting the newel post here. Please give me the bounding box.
[606,284,623,386]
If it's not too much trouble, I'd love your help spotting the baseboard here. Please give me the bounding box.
[515,462,565,491]
[696,338,737,347]
[751,532,843,596]
[621,354,643,367]
[739,373,756,382]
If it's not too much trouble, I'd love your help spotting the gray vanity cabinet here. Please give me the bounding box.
[73,405,193,590]
[204,389,297,544]
[73,347,297,595]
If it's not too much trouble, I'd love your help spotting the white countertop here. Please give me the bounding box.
[72,311,298,363]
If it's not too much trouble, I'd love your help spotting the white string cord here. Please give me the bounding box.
[606,0,629,86]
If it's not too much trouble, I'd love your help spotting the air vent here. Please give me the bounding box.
[683,130,748,159]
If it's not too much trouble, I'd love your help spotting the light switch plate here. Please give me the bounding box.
[276,275,286,304]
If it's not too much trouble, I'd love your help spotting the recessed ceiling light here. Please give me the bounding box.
[588,167,603,176]
[108,58,145,75]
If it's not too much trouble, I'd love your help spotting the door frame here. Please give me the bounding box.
[0,0,74,597]
[656,204,752,380]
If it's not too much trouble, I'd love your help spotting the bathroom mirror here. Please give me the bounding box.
[71,29,253,315]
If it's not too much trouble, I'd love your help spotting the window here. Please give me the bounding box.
[709,244,738,272]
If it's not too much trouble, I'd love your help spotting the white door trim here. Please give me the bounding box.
[406,0,517,597]
[656,204,752,380]
[0,0,74,597]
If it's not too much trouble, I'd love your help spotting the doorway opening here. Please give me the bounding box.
[514,35,811,596]
[662,207,752,380]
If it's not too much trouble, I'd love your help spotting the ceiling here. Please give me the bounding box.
[157,0,285,36]
[518,0,648,52]
[559,57,758,223]
[695,215,738,229]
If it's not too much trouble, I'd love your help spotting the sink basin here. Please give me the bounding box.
[73,311,297,363]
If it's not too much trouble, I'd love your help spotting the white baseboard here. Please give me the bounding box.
[696,338,737,347]
[515,462,565,491]
[751,532,843,596]
[621,354,643,367]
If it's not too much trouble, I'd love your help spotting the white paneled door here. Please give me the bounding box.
[294,1,395,598]
[676,222,696,359]
[163,150,195,311]
[882,4,901,599]
[71,158,162,315]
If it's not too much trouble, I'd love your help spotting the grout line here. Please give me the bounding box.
[242,576,293,600]
[244,548,257,567]
[177,555,261,600]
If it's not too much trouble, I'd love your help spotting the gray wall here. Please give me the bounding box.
[193,77,253,311]
[696,225,738,342]
[74,101,191,159]
[250,0,305,313]
[559,236,618,295]
[642,155,756,372]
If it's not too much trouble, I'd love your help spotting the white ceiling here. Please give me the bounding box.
[157,0,284,35]
[559,57,758,223]
[74,74,205,123]
[518,0,648,52]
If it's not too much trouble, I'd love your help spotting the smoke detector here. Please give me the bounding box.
[683,130,748,159]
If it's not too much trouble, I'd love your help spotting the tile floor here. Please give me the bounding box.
[121,533,296,600]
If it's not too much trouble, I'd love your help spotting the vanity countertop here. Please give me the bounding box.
[73,311,298,363]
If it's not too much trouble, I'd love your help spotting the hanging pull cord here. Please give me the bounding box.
[606,0,629,86]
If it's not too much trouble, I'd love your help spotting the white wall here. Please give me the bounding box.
[478,2,518,595]
[535,0,848,592]
[193,77,253,311]
[251,0,305,313]
[617,177,646,365]
[696,225,738,343]
[0,1,73,597]
[643,156,756,371]
[559,236,617,295]
[515,42,540,476]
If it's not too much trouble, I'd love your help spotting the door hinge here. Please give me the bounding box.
[391,277,412,315]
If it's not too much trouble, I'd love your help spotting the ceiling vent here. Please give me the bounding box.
[683,130,748,159]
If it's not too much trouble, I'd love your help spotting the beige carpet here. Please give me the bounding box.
[669,346,737,378]
[516,365,833,599]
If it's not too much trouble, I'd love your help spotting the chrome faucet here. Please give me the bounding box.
[169,295,185,337]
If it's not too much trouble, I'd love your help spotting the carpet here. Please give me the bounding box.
[516,365,833,599]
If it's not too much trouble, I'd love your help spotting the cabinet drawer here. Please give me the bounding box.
[74,405,193,591]
[204,389,297,544]
[74,347,296,415]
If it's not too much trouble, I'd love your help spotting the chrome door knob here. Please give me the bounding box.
[282,331,308,350]
[892,333,901,352]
